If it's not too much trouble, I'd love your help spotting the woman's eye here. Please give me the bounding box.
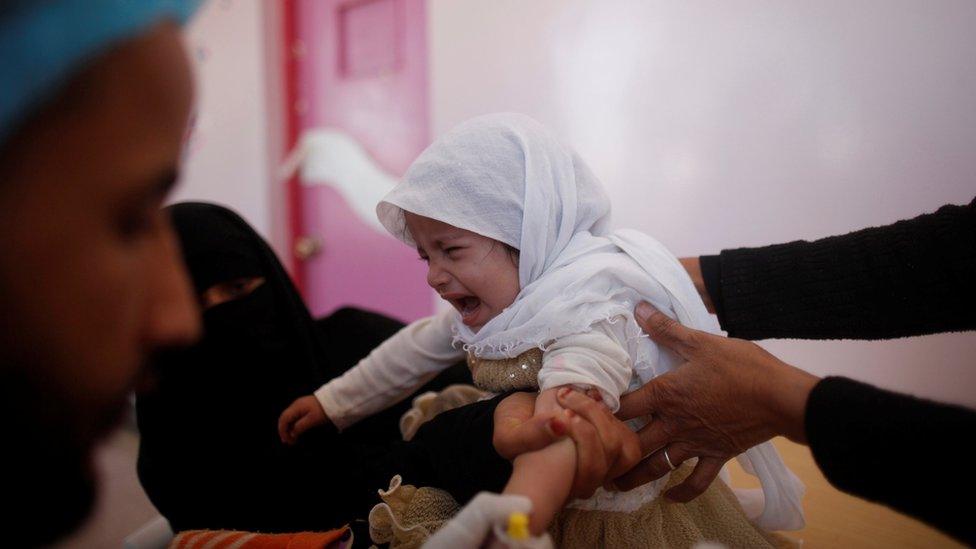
[227,282,249,296]
[444,247,462,256]
[200,277,265,310]
[117,209,158,241]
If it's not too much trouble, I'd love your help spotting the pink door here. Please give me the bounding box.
[287,0,432,322]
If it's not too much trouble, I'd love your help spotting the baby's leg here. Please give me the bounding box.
[501,387,577,535]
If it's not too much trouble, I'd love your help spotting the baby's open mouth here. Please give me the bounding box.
[449,295,482,325]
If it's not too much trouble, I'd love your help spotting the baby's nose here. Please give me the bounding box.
[426,263,450,288]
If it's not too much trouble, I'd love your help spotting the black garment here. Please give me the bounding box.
[699,197,976,340]
[805,377,975,544]
[699,197,976,544]
[3,367,98,548]
[137,203,509,536]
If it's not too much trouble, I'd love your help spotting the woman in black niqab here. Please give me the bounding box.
[136,202,484,535]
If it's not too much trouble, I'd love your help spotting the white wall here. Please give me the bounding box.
[172,0,286,255]
[429,0,976,406]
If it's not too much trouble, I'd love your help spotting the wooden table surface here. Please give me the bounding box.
[726,438,961,548]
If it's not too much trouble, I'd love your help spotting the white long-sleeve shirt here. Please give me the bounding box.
[315,308,634,431]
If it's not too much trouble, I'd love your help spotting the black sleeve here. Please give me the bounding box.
[355,393,514,508]
[805,377,976,545]
[705,197,976,340]
[257,394,514,533]
[140,394,512,534]
[405,392,514,503]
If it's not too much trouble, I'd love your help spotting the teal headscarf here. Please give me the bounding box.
[0,0,201,146]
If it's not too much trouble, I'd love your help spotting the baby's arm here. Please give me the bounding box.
[279,308,463,442]
[502,321,634,534]
[501,387,580,535]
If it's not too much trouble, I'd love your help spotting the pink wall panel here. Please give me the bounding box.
[293,0,431,321]
[339,0,400,77]
[300,185,431,321]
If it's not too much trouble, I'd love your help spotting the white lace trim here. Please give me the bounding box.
[451,305,657,380]
[566,476,668,512]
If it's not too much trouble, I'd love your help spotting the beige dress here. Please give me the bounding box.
[369,349,790,549]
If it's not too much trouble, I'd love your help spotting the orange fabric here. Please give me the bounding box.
[170,526,349,549]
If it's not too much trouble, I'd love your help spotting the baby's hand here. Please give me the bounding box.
[278,395,330,445]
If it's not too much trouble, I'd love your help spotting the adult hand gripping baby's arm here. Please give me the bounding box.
[493,390,642,500]
[553,388,643,498]
[428,390,641,548]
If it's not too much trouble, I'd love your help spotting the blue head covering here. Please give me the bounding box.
[0,0,201,146]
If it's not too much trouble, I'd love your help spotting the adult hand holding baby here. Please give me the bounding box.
[615,301,819,502]
[550,390,644,498]
[278,395,330,445]
[278,387,640,501]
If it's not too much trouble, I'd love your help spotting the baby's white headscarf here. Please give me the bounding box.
[377,113,692,362]
[377,113,804,530]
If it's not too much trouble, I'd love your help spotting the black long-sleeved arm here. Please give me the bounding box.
[805,377,976,544]
[699,198,976,544]
[700,197,976,340]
